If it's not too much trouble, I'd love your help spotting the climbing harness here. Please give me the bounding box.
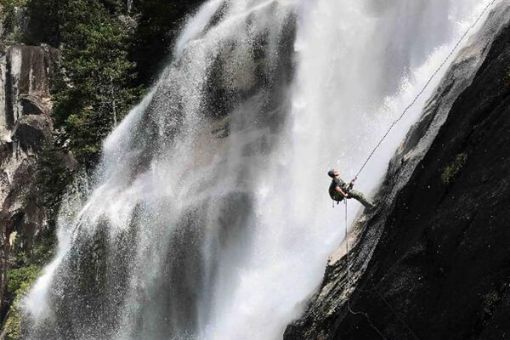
[331,180,355,207]
[349,0,499,184]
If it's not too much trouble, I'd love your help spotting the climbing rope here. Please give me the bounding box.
[337,1,500,337]
[343,200,422,339]
[343,200,388,339]
[351,0,499,183]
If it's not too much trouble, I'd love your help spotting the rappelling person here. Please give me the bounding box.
[328,169,375,209]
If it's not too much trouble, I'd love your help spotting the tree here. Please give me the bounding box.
[50,0,141,167]
[129,0,201,85]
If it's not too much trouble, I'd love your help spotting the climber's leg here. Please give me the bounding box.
[348,190,375,209]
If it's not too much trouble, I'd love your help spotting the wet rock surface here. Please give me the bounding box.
[285,4,510,340]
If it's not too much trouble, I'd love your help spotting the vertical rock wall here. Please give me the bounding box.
[0,44,58,317]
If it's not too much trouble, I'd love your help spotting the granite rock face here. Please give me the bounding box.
[285,4,510,340]
[0,44,58,314]
[1,45,56,138]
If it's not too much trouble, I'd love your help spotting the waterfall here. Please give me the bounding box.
[24,0,494,339]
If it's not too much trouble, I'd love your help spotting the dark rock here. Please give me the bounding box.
[285,4,510,340]
[19,94,49,116]
[4,45,57,129]
[12,114,52,153]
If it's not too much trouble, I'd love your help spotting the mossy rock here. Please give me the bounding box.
[441,153,468,185]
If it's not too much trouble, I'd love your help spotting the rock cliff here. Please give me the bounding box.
[285,3,510,340]
[0,44,58,320]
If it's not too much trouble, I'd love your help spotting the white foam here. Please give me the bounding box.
[23,0,494,339]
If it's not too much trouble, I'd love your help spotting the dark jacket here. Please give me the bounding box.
[329,177,348,202]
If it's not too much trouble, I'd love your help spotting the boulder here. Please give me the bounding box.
[12,114,52,153]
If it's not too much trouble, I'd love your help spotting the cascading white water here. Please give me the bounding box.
[23,0,494,339]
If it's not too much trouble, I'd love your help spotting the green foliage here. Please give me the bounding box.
[0,0,28,42]
[22,0,143,168]
[59,0,142,167]
[19,0,203,167]
[23,0,60,46]
[30,227,57,265]
[3,296,23,340]
[441,153,468,185]
[0,0,27,11]
[31,141,74,223]
[0,0,26,7]
[3,221,55,338]
[6,266,40,296]
[11,0,203,169]
[100,0,126,13]
[2,211,56,339]
[52,0,140,167]
[24,0,128,46]
[4,265,40,340]
[483,290,500,309]
[0,0,27,15]
[130,0,200,85]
